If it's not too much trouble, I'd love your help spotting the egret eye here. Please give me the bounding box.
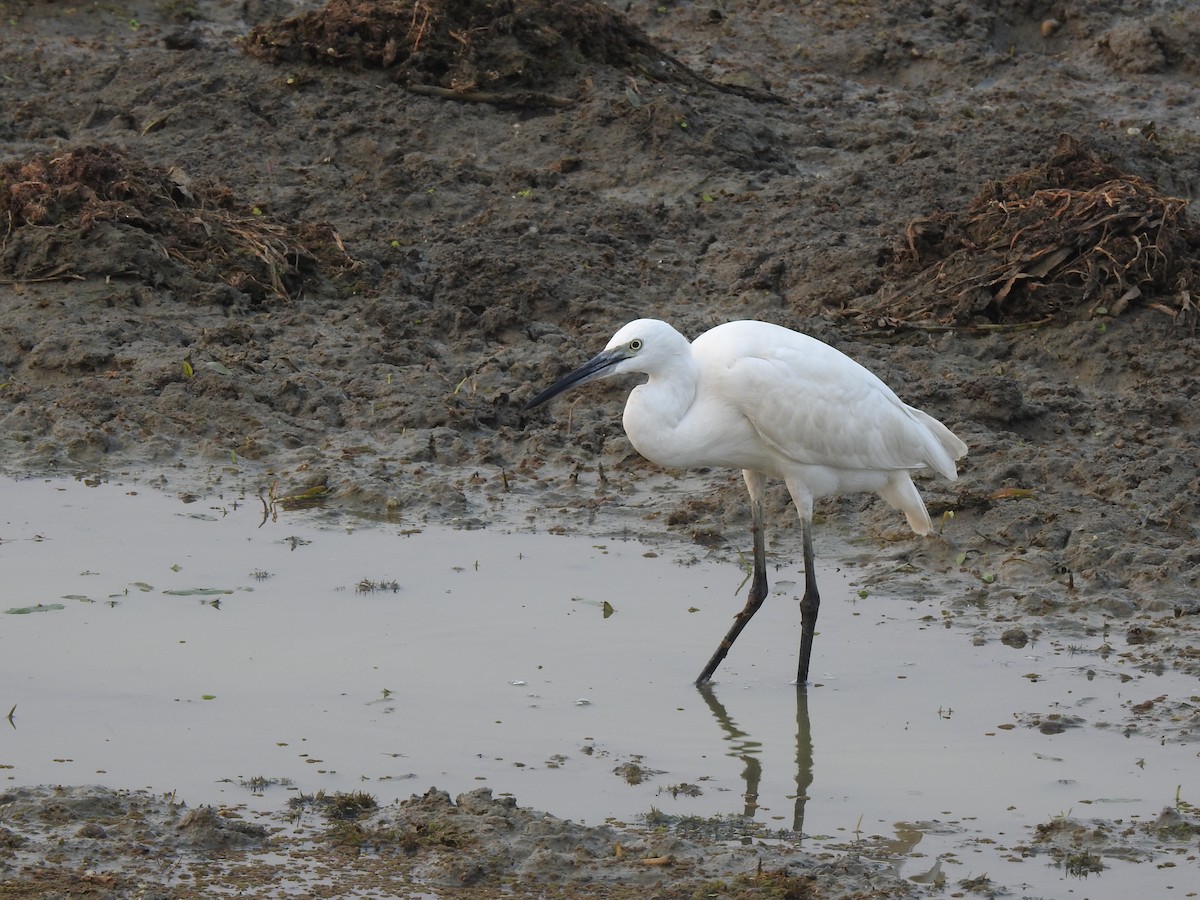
[629,339,643,351]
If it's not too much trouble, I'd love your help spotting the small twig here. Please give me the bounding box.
[407,0,434,53]
[405,83,575,108]
[0,271,86,284]
[860,316,1057,335]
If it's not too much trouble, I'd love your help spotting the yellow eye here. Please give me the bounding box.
[629,339,643,351]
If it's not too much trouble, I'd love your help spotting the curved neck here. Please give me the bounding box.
[621,355,700,467]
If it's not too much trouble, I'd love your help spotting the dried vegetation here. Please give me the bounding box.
[242,0,764,106]
[863,135,1200,328]
[0,145,350,302]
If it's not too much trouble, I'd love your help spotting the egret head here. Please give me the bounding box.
[522,318,686,411]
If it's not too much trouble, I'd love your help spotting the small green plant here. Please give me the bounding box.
[356,578,400,593]
[292,790,378,821]
[1176,785,1196,814]
[642,805,674,826]
[327,791,378,821]
[959,873,1002,892]
[238,775,292,792]
[1063,851,1104,877]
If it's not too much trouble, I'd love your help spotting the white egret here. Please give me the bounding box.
[524,319,967,685]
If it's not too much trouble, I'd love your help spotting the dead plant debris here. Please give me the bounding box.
[243,0,767,107]
[0,145,351,303]
[860,135,1199,329]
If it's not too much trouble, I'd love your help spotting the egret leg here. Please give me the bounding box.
[796,517,820,685]
[695,471,768,685]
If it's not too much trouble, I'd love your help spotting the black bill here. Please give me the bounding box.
[522,347,627,411]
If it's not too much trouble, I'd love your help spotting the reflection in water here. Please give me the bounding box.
[698,684,814,833]
[697,683,762,816]
[793,685,813,834]
[883,822,925,857]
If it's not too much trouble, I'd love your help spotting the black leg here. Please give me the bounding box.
[797,517,820,685]
[696,472,768,685]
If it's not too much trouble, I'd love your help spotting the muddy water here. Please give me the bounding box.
[1,476,1195,898]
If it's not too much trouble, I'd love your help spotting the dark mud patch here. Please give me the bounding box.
[862,135,1200,328]
[1,144,350,304]
[242,0,755,106]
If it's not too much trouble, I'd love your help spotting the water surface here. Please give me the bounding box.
[1,477,1194,898]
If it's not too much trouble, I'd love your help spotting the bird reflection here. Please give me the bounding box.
[696,682,763,817]
[697,683,813,834]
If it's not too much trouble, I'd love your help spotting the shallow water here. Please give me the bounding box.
[1,476,1195,898]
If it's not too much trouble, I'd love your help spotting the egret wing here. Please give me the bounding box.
[711,340,949,474]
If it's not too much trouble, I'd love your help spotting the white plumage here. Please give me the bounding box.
[525,318,967,684]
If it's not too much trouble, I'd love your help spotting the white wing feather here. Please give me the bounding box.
[696,323,963,478]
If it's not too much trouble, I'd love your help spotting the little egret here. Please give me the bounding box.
[523,319,967,685]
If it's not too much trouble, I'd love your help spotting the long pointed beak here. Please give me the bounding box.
[522,348,626,411]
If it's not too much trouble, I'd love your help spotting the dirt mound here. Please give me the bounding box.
[243,0,708,105]
[0,145,348,304]
[864,135,1200,328]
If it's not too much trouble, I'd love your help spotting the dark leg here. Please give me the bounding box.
[796,517,820,685]
[696,471,768,685]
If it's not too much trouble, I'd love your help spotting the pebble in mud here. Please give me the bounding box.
[1000,627,1029,648]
